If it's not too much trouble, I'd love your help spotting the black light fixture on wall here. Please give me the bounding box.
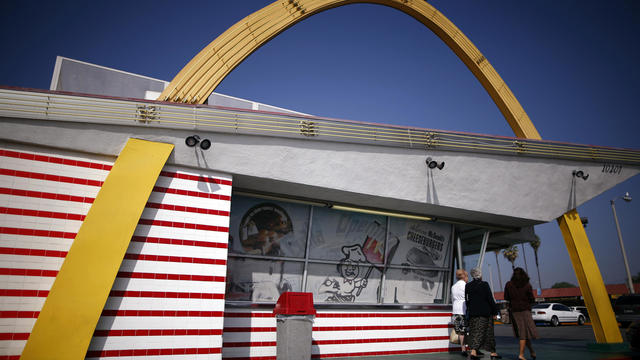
[426,157,445,170]
[185,135,212,150]
[573,169,589,180]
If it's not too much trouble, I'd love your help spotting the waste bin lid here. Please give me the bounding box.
[273,292,316,315]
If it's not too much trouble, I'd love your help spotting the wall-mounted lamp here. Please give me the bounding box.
[572,170,589,180]
[426,157,445,170]
[185,135,212,150]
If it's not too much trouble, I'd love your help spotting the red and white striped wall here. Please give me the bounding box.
[222,308,458,359]
[0,146,231,359]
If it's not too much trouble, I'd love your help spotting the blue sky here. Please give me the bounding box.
[1,0,638,291]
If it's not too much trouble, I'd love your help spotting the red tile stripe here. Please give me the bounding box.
[2,310,226,319]
[0,311,39,318]
[0,187,94,203]
[0,226,76,239]
[0,268,226,282]
[108,290,225,300]
[0,206,229,233]
[116,271,225,282]
[0,168,103,187]
[153,186,230,201]
[0,169,229,201]
[0,226,227,250]
[313,335,449,345]
[123,253,226,265]
[0,246,67,258]
[85,347,222,357]
[214,348,459,360]
[0,246,226,265]
[0,268,59,277]
[131,235,227,249]
[0,289,49,297]
[223,324,450,333]
[0,149,112,170]
[0,206,85,221]
[224,312,452,318]
[0,333,29,340]
[0,289,225,300]
[137,219,228,233]
[159,170,232,186]
[312,347,460,358]
[0,187,230,217]
[0,356,20,360]
[100,310,224,317]
[223,336,449,348]
[92,329,223,337]
[145,202,230,217]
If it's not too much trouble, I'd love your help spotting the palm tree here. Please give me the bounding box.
[493,250,503,290]
[502,245,519,270]
[530,235,542,290]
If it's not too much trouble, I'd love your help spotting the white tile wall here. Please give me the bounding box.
[0,147,231,359]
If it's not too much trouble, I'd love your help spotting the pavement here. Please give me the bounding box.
[331,324,640,360]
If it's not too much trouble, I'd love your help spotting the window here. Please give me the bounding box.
[226,195,453,305]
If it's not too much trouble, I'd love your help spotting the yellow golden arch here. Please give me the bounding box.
[159,0,621,344]
[21,2,621,358]
[159,0,542,139]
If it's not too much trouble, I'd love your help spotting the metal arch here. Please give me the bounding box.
[157,0,541,140]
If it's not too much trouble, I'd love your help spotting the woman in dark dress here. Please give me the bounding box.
[465,267,501,360]
[504,267,538,360]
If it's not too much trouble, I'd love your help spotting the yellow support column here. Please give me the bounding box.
[557,210,623,344]
[20,138,174,359]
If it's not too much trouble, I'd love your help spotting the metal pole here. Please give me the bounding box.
[611,200,635,294]
[476,231,490,269]
[488,263,495,292]
[456,235,464,270]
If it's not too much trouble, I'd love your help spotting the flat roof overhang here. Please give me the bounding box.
[0,87,638,234]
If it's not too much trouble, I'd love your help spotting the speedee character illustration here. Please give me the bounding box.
[319,244,373,302]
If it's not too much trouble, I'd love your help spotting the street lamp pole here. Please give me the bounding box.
[610,192,634,294]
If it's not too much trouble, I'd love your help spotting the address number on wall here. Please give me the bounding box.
[602,163,623,175]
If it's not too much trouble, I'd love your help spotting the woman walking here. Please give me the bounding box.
[465,267,501,360]
[451,269,469,355]
[504,267,538,360]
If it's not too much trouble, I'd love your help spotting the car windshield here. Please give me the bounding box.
[532,304,549,309]
[616,296,640,305]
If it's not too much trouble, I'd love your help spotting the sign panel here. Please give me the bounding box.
[229,196,309,258]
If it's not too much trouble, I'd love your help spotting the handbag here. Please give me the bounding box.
[450,329,460,344]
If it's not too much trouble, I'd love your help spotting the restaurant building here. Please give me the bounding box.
[0,56,638,359]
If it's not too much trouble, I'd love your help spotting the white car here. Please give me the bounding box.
[532,303,586,326]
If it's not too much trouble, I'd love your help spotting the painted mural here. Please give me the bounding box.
[225,196,452,304]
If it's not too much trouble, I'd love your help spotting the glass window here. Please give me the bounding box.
[306,262,381,304]
[228,196,309,258]
[386,218,452,268]
[309,207,386,264]
[382,267,446,304]
[225,258,303,302]
[225,194,453,305]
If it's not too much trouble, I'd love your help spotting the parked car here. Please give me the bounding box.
[532,303,586,326]
[613,294,640,327]
[570,306,589,320]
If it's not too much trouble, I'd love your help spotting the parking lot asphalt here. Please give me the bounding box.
[330,324,640,360]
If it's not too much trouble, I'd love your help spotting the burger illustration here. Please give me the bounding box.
[239,203,293,256]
